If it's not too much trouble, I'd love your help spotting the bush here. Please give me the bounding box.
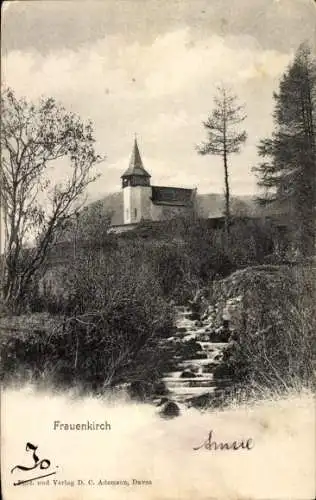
[210,218,274,268]
[0,215,285,396]
[213,265,316,392]
[113,217,274,302]
[145,240,197,303]
[0,247,175,394]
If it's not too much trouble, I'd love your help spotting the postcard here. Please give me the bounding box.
[1,1,315,499]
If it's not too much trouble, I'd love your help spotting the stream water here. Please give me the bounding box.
[161,306,231,406]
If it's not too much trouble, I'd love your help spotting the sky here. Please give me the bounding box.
[2,0,316,200]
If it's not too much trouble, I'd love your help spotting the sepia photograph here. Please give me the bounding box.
[1,1,315,499]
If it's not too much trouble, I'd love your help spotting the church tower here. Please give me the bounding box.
[121,138,152,224]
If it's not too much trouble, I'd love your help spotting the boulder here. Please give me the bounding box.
[158,400,180,419]
[186,364,200,373]
[180,370,196,378]
[188,313,200,321]
[152,381,169,396]
[203,362,218,372]
[180,339,201,358]
[209,327,231,342]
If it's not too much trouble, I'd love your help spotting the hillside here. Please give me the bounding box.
[196,193,260,218]
[93,191,261,225]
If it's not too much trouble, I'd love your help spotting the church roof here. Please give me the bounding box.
[151,186,195,206]
[121,139,151,178]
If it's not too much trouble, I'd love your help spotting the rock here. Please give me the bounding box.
[128,381,152,400]
[187,390,229,410]
[203,362,218,372]
[188,313,200,321]
[156,396,170,406]
[220,329,231,342]
[189,351,208,360]
[197,333,210,342]
[209,328,231,342]
[213,363,234,380]
[176,331,189,339]
[152,381,169,396]
[228,331,239,342]
[177,327,187,333]
[183,334,197,342]
[180,339,201,358]
[158,400,180,419]
[180,370,196,378]
[187,392,213,409]
[187,364,200,373]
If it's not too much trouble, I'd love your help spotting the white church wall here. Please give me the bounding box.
[123,186,132,224]
[139,186,152,221]
[123,185,151,223]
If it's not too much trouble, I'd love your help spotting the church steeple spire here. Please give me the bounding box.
[121,138,151,188]
[129,137,145,172]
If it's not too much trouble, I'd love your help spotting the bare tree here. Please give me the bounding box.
[197,86,247,231]
[0,87,102,311]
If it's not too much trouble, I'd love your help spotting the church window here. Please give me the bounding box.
[134,208,137,218]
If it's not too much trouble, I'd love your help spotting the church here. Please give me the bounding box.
[118,138,197,228]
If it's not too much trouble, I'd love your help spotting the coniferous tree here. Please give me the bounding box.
[253,43,316,256]
[197,86,247,232]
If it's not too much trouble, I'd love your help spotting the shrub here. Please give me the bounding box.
[213,264,316,392]
[145,240,196,302]
[0,248,174,394]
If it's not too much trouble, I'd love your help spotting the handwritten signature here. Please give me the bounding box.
[193,430,254,451]
[11,442,58,486]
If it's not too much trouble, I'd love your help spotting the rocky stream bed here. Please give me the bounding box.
[156,305,234,417]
